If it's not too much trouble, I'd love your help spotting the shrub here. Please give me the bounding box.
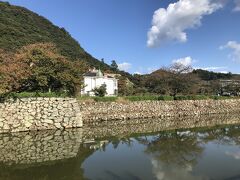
[93,84,107,97]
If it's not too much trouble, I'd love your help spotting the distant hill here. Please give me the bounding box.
[192,69,240,81]
[0,1,112,70]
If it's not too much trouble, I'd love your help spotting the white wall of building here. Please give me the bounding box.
[82,76,118,96]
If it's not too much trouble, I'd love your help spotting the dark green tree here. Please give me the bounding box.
[93,84,107,97]
[110,60,118,70]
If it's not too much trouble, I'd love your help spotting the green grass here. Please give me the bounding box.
[0,92,69,102]
[124,96,159,101]
[158,95,174,101]
[1,92,239,103]
[174,95,209,100]
[93,96,118,102]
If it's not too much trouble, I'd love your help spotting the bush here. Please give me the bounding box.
[93,84,107,97]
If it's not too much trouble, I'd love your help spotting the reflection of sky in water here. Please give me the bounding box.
[83,130,240,180]
[151,158,205,180]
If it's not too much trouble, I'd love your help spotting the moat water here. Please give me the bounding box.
[1,115,240,180]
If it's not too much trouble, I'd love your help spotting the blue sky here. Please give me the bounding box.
[4,0,240,74]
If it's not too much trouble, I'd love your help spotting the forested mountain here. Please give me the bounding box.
[0,1,111,70]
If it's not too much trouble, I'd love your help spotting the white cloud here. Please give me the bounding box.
[233,0,240,11]
[226,151,240,160]
[151,158,203,180]
[194,66,228,72]
[201,66,226,71]
[172,56,194,66]
[147,67,158,73]
[147,0,223,47]
[133,72,142,75]
[220,41,240,63]
[118,62,132,71]
[219,71,229,74]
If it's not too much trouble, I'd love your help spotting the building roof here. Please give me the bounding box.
[84,69,103,77]
[83,69,117,80]
[84,72,98,77]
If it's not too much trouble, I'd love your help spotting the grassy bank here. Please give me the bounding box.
[78,95,240,102]
[1,92,239,103]
[0,92,69,102]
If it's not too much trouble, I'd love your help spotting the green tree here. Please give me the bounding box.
[93,84,107,97]
[110,60,118,70]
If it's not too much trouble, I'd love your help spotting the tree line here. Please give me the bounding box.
[114,61,240,97]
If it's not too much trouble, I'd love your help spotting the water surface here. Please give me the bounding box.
[1,115,240,180]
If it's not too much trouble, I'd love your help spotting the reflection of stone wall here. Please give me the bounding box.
[82,114,240,139]
[80,100,240,123]
[0,129,83,165]
[0,114,239,166]
[0,98,82,133]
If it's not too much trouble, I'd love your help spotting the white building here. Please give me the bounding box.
[81,69,118,96]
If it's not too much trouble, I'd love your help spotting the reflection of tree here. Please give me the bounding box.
[142,132,204,168]
[110,137,134,149]
[140,125,240,169]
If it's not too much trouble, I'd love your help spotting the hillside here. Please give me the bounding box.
[0,1,111,70]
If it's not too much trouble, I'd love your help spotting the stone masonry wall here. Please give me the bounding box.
[0,98,82,133]
[80,99,240,123]
[1,98,240,133]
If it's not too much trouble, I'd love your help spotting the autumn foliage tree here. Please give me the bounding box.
[142,63,199,96]
[0,43,88,95]
[0,49,30,94]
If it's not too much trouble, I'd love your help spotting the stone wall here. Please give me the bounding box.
[80,99,240,123]
[0,98,82,133]
[1,98,240,133]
